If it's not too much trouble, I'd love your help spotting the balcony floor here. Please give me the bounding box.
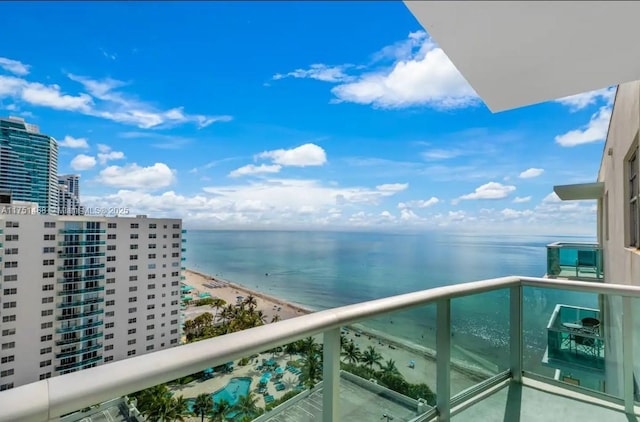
[451,379,634,422]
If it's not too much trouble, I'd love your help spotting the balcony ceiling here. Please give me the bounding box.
[554,183,604,201]
[403,1,640,112]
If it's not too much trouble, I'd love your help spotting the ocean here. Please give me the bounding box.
[184,230,598,377]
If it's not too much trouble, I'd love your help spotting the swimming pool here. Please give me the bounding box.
[186,377,252,413]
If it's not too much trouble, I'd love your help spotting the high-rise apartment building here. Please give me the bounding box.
[0,117,58,213]
[0,212,185,390]
[58,175,81,215]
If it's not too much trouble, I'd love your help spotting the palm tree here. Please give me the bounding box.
[284,342,298,361]
[243,294,258,309]
[361,345,383,370]
[169,395,190,422]
[210,298,227,323]
[136,384,170,418]
[340,342,361,364]
[193,393,214,422]
[209,399,231,422]
[232,392,260,419]
[301,336,319,354]
[301,349,322,390]
[270,314,281,323]
[379,359,400,376]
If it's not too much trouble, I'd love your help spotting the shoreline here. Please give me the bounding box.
[184,268,493,385]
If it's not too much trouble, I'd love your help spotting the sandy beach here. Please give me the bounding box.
[181,269,487,398]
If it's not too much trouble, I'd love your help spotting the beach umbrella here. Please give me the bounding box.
[204,368,213,374]
[275,367,284,374]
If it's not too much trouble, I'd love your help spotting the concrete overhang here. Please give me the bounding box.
[403,1,640,112]
[554,183,604,201]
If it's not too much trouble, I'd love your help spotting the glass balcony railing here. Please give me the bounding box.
[56,320,104,333]
[4,276,640,422]
[57,297,104,308]
[57,286,105,296]
[55,343,103,359]
[56,308,104,321]
[57,263,105,271]
[58,240,106,246]
[57,275,105,284]
[546,242,603,281]
[59,229,106,234]
[55,332,103,346]
[58,251,106,258]
[55,355,103,372]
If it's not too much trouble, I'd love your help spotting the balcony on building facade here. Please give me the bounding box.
[55,332,103,346]
[58,240,106,247]
[57,275,105,284]
[55,320,104,334]
[55,344,103,360]
[59,229,106,234]
[543,304,605,391]
[58,251,106,258]
[546,242,603,281]
[57,286,105,296]
[3,276,640,422]
[56,308,104,321]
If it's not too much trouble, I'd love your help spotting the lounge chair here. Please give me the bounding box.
[265,395,275,404]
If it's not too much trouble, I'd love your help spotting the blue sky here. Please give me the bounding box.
[0,2,610,234]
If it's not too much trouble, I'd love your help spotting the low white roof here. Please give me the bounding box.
[404,1,640,112]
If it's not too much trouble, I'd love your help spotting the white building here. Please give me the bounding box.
[0,212,184,390]
[58,175,81,215]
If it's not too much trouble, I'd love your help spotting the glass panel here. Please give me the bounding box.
[546,243,603,281]
[523,287,620,399]
[339,305,436,421]
[450,289,510,397]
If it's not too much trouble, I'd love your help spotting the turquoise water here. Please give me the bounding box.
[184,230,598,374]
[186,377,251,413]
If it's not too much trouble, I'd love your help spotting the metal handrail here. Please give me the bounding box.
[2,275,640,421]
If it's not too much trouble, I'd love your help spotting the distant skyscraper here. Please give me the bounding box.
[0,117,58,213]
[58,174,81,215]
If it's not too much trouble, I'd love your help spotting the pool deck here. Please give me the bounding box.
[170,350,301,418]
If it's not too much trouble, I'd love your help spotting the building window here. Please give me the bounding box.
[107,234,116,240]
[630,148,639,247]
[1,329,15,336]
[0,369,14,377]
[2,315,16,323]
[5,221,18,228]
[5,234,18,241]
[3,288,16,295]
[44,222,56,228]
[41,310,53,317]
[39,373,52,380]
[1,356,14,363]
[107,245,116,251]
[40,347,52,355]
[43,247,55,253]
[43,234,56,241]
[108,223,117,229]
[105,345,113,351]
[105,356,114,362]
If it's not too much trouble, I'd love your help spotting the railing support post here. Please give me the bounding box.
[622,297,634,414]
[510,286,523,383]
[323,328,341,422]
[437,299,451,421]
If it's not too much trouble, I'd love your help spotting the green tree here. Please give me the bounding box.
[193,393,214,422]
[340,342,361,365]
[379,359,400,376]
[361,345,383,370]
[301,348,322,390]
[232,392,261,419]
[209,398,231,422]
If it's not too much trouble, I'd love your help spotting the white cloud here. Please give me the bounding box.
[375,183,408,193]
[519,168,544,179]
[0,68,232,129]
[543,192,561,203]
[273,64,354,83]
[398,197,439,209]
[97,163,176,189]
[21,82,93,112]
[555,106,611,147]
[0,57,30,76]
[96,144,125,165]
[59,135,89,149]
[256,143,327,167]
[459,182,516,201]
[422,148,464,160]
[400,208,419,221]
[556,87,615,112]
[273,31,477,110]
[228,164,282,178]
[331,31,478,109]
[513,196,532,203]
[70,154,97,171]
[500,208,534,219]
